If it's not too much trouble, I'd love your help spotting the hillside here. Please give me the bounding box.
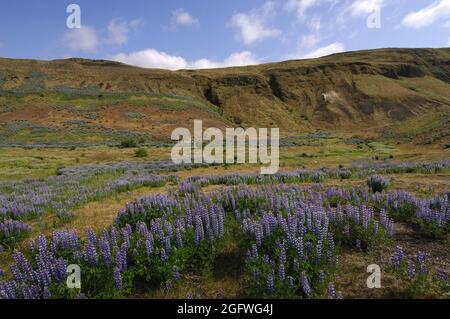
[0,48,449,146]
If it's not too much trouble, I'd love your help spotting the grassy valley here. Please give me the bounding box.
[0,48,449,300]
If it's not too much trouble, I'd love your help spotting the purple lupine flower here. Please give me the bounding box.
[43,287,51,299]
[327,234,335,260]
[436,268,447,282]
[137,222,148,237]
[114,267,122,290]
[327,284,337,299]
[194,215,204,244]
[110,227,118,247]
[379,210,394,236]
[12,250,33,281]
[145,233,154,257]
[267,274,274,294]
[251,244,258,259]
[175,227,183,248]
[160,248,168,262]
[83,242,98,266]
[279,245,287,265]
[316,240,323,264]
[255,224,263,246]
[0,220,31,243]
[122,225,132,249]
[86,229,97,246]
[165,280,173,290]
[164,237,171,253]
[355,239,361,250]
[294,237,304,261]
[278,264,286,282]
[22,286,35,299]
[327,283,342,299]
[416,252,429,275]
[391,246,404,268]
[0,281,17,299]
[270,259,276,271]
[99,238,112,267]
[301,272,311,296]
[115,244,127,272]
[407,261,416,279]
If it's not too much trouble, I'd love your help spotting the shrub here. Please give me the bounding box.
[135,148,148,158]
[384,192,417,222]
[338,169,352,180]
[120,139,137,148]
[415,195,449,238]
[311,171,324,183]
[367,175,389,193]
[0,220,31,247]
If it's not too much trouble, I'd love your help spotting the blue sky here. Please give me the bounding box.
[0,0,450,69]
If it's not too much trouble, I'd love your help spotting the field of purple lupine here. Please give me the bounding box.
[0,160,449,299]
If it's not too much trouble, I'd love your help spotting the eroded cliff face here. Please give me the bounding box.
[188,48,450,131]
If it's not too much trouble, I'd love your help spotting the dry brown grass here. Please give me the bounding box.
[88,151,116,162]
[68,186,166,236]
[336,251,407,299]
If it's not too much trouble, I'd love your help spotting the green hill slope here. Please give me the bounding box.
[0,48,449,146]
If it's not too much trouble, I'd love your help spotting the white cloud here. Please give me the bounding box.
[107,18,144,45]
[112,49,187,70]
[64,19,142,52]
[190,52,259,69]
[285,0,321,20]
[230,2,280,45]
[221,51,259,67]
[350,0,384,16]
[448,36,450,46]
[285,39,345,60]
[402,0,450,29]
[129,19,145,30]
[111,49,259,70]
[172,8,199,27]
[299,34,320,49]
[308,16,322,32]
[299,42,345,59]
[64,26,98,53]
